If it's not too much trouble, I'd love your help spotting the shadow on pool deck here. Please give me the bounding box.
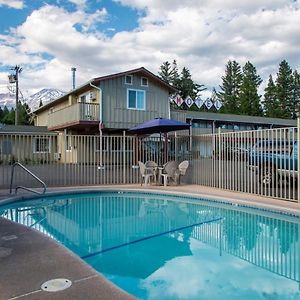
[0,184,299,299]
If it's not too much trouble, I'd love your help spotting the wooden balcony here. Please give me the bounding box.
[48,102,100,130]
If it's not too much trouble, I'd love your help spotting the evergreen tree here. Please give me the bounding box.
[276,60,293,118]
[218,60,242,114]
[291,70,300,119]
[263,75,280,117]
[18,103,32,125]
[2,107,15,124]
[239,61,263,116]
[158,61,173,84]
[170,60,180,88]
[178,67,197,99]
[0,107,4,122]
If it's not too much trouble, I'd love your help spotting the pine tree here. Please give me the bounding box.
[17,103,32,125]
[170,60,180,88]
[291,70,300,119]
[276,60,293,118]
[239,61,263,116]
[0,107,4,122]
[2,107,15,124]
[158,61,173,84]
[218,60,242,114]
[178,67,196,99]
[263,75,280,117]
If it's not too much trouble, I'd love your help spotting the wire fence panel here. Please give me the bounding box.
[0,124,299,202]
[192,127,299,202]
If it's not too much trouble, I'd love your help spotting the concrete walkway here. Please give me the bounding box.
[0,217,135,300]
[0,184,299,300]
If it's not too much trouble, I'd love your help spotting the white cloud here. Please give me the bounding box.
[66,0,87,8]
[0,0,24,9]
[141,240,300,300]
[1,1,300,98]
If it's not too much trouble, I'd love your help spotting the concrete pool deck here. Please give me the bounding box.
[0,184,299,299]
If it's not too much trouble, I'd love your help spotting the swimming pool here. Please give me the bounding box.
[1,191,300,299]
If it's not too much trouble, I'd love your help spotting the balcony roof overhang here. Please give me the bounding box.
[48,120,99,131]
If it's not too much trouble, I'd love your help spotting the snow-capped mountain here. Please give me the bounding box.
[0,88,65,110]
[25,88,65,110]
[0,92,15,109]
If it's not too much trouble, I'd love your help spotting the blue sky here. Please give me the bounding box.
[0,0,300,97]
[0,1,139,34]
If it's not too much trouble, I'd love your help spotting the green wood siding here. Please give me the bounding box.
[100,74,169,129]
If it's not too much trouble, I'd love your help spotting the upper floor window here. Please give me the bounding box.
[125,75,133,85]
[127,89,145,110]
[141,77,148,87]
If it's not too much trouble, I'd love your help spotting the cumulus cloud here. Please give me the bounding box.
[1,0,300,96]
[0,0,24,9]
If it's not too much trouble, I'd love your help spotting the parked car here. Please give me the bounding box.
[248,140,298,185]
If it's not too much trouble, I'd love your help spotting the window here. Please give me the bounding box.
[125,75,133,85]
[33,138,51,153]
[141,77,148,87]
[127,89,146,110]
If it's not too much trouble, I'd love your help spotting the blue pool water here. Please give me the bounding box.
[1,191,300,300]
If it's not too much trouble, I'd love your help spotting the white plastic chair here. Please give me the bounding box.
[145,160,158,183]
[174,160,189,184]
[159,161,178,186]
[138,161,155,186]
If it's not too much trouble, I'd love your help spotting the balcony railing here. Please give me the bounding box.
[48,102,100,129]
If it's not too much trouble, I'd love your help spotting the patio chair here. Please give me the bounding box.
[145,160,158,183]
[159,160,178,186]
[174,160,189,185]
[138,161,155,186]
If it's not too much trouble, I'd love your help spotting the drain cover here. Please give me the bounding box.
[41,278,72,292]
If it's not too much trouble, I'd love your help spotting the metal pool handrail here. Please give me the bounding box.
[10,162,47,195]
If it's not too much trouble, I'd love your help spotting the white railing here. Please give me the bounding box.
[191,126,299,202]
[0,124,299,202]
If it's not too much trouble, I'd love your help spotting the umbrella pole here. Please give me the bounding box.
[165,133,168,163]
[159,132,162,166]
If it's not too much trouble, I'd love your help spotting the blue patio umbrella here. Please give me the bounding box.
[128,117,191,165]
[128,117,190,135]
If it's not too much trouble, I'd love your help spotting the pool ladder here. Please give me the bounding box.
[10,162,47,195]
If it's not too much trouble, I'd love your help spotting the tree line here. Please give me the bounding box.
[158,59,300,119]
[0,102,32,125]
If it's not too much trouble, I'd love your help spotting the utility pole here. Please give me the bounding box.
[8,65,22,125]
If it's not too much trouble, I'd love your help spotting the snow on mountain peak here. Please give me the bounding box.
[0,88,65,110]
[26,88,65,109]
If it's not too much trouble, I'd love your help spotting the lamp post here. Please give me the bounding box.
[8,65,22,125]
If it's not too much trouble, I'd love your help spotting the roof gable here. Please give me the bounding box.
[34,67,176,113]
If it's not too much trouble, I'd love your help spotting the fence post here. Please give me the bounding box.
[63,130,67,186]
[297,117,300,204]
[218,127,221,189]
[123,131,126,184]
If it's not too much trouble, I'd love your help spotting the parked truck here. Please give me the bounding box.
[248,140,298,185]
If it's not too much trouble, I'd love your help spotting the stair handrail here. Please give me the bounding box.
[10,162,47,195]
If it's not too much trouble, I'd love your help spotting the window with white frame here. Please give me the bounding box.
[125,75,133,85]
[33,137,51,153]
[141,77,148,87]
[127,89,146,110]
